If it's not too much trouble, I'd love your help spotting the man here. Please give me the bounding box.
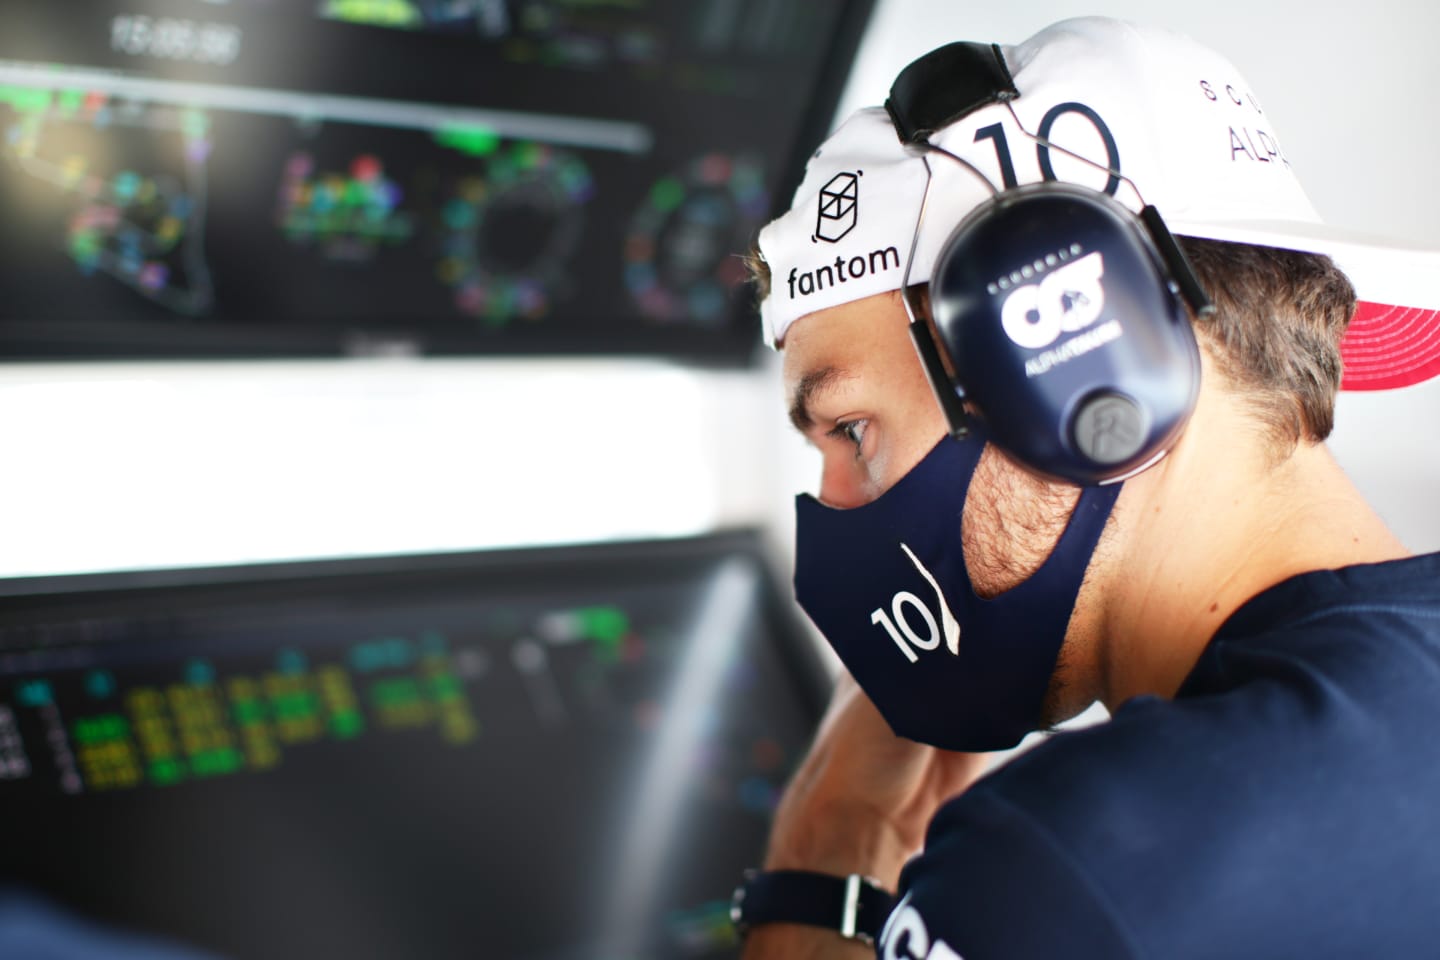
[730,17,1440,959]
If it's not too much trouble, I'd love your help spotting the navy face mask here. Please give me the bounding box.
[794,432,1120,751]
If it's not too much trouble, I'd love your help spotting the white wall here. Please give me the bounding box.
[838,1,1440,246]
[0,359,786,576]
[0,358,789,577]
[2,1,1437,581]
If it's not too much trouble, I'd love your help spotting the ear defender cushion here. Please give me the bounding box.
[928,183,1201,485]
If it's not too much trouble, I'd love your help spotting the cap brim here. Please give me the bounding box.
[1168,218,1440,391]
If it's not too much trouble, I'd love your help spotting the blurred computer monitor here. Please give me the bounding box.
[0,532,828,959]
[0,1,874,360]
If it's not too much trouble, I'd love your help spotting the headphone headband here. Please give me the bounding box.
[885,43,1018,145]
[883,44,1206,485]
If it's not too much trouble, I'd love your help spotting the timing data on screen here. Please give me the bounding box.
[0,0,873,359]
[0,536,827,959]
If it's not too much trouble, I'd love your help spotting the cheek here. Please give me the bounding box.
[818,455,870,510]
[880,368,951,486]
[873,410,946,496]
[858,443,893,498]
[818,439,896,509]
[820,414,942,509]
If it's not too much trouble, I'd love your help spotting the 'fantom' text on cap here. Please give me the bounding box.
[788,246,901,299]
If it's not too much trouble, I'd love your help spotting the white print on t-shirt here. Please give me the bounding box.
[881,894,964,960]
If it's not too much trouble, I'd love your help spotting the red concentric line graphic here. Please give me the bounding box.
[1340,301,1440,390]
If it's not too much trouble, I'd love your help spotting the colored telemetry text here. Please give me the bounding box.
[0,605,659,797]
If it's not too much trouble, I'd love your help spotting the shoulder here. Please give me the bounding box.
[891,554,1440,959]
[1185,551,1440,719]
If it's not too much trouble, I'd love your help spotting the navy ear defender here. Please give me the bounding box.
[925,182,1203,485]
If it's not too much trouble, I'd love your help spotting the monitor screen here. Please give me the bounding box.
[0,0,874,360]
[0,533,828,959]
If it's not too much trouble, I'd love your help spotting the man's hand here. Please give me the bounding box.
[766,671,988,884]
[741,672,988,958]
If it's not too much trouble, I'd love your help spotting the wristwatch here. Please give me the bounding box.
[730,869,897,945]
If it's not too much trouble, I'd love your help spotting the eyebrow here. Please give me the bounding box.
[788,366,849,434]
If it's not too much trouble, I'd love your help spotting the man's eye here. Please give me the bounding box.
[828,419,869,455]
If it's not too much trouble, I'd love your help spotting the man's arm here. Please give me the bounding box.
[742,675,988,958]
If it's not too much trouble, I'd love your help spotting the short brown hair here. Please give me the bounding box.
[744,244,772,302]
[1177,236,1354,450]
[745,236,1356,452]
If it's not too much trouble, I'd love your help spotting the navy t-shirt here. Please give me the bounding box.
[886,552,1440,959]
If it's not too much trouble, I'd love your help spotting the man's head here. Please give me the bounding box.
[780,287,1081,598]
[767,234,1359,491]
[757,17,1440,750]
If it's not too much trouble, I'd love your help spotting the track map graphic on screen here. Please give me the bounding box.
[0,1,874,360]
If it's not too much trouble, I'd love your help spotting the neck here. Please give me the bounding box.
[1088,389,1409,709]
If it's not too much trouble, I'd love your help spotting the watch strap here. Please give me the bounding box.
[730,869,897,945]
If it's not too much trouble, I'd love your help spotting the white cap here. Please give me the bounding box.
[757,16,1440,390]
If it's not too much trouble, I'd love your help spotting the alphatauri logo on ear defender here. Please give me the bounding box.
[998,249,1106,349]
[815,171,860,242]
